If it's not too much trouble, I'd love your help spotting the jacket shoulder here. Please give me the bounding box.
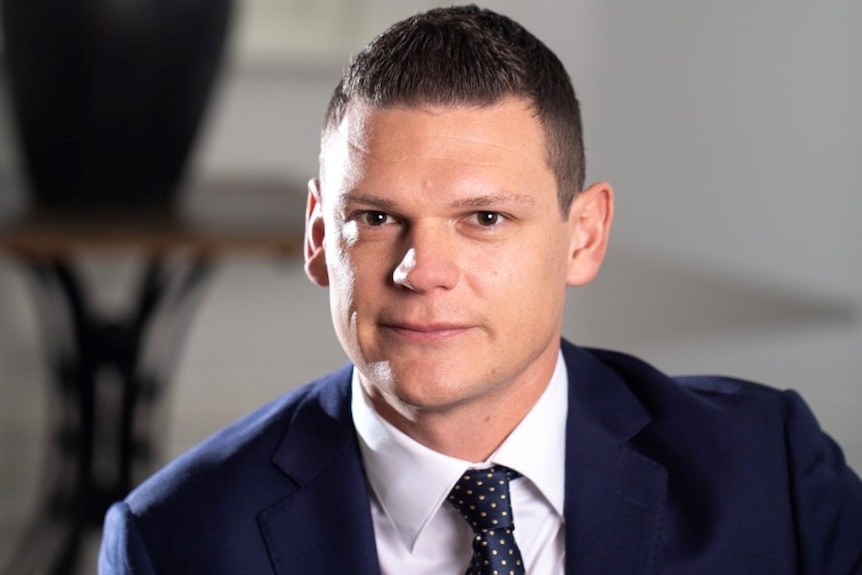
[106,364,357,573]
[125,363,353,512]
[584,345,788,413]
[576,344,862,573]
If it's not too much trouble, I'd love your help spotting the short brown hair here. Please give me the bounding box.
[322,5,585,211]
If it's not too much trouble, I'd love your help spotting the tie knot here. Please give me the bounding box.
[447,466,520,534]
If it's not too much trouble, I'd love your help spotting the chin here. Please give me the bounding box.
[391,372,488,411]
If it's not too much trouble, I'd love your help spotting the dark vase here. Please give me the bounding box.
[1,0,233,207]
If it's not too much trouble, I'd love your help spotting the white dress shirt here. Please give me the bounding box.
[351,352,569,574]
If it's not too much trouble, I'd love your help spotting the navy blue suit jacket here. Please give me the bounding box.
[99,341,862,573]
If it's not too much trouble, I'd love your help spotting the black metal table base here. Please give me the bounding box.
[3,257,212,575]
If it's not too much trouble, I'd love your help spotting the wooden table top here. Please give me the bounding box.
[0,178,307,260]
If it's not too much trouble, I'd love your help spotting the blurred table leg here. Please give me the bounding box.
[2,257,212,575]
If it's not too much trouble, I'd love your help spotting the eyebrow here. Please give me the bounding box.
[341,191,536,210]
[340,192,399,210]
[452,193,536,209]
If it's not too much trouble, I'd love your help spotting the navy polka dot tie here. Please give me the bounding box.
[447,466,526,575]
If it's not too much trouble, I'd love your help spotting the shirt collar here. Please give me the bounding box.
[351,351,568,550]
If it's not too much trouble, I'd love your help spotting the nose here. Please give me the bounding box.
[392,224,459,292]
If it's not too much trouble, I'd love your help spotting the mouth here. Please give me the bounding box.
[379,322,474,343]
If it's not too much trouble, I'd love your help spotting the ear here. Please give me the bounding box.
[304,178,330,287]
[565,181,614,287]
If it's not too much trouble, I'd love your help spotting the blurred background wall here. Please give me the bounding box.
[1,0,860,571]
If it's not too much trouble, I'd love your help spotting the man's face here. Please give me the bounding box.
[306,97,610,431]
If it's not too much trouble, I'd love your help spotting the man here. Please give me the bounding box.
[99,5,862,574]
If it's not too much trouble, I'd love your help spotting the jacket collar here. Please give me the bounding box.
[561,340,667,574]
[259,365,382,575]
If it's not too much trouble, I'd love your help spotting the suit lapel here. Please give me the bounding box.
[258,367,381,575]
[561,342,667,575]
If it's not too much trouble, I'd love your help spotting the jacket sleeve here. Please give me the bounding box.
[783,389,862,574]
[99,502,157,575]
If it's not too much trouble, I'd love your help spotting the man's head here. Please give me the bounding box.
[322,4,585,212]
[306,6,612,459]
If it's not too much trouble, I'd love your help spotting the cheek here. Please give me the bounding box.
[325,225,361,283]
[325,237,392,318]
[491,232,569,310]
[472,232,562,286]
[323,238,356,316]
[340,221,360,246]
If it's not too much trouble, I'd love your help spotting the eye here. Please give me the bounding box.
[474,211,502,226]
[361,211,391,226]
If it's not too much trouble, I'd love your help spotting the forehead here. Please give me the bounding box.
[320,98,552,183]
